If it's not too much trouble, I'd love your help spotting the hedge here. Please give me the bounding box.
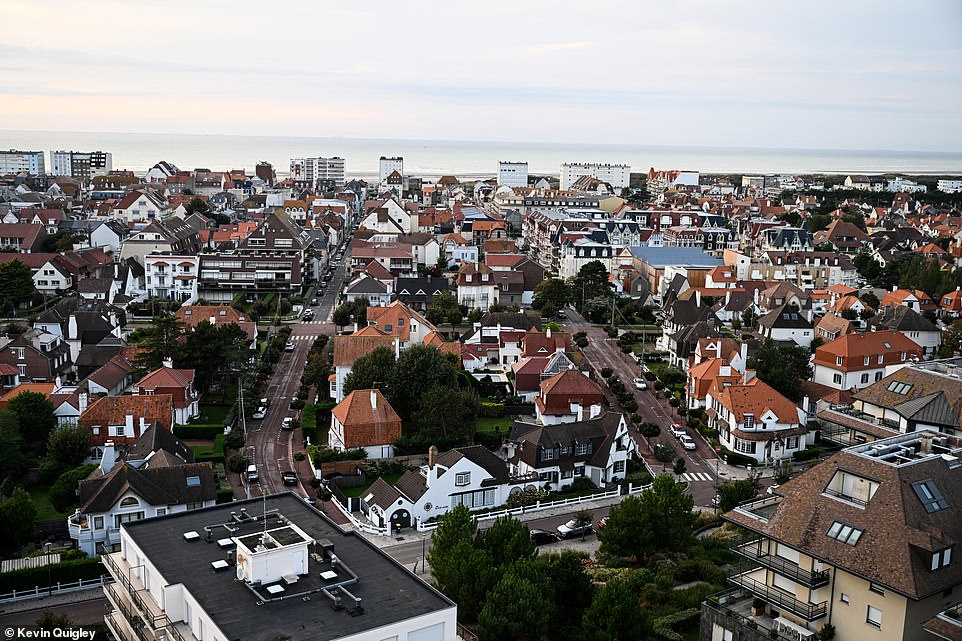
[652,607,701,641]
[301,404,319,445]
[720,448,758,468]
[193,434,225,464]
[174,425,223,439]
[0,556,105,593]
[479,402,505,418]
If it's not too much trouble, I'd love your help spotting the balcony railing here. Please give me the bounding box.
[822,486,869,507]
[102,553,190,641]
[733,540,830,588]
[728,568,827,621]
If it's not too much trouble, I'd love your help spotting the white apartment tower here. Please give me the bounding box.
[560,162,630,191]
[498,161,529,188]
[379,156,404,183]
[0,149,45,175]
[289,156,346,188]
[50,150,113,181]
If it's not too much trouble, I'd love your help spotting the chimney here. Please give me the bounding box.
[743,369,756,384]
[546,327,552,339]
[100,440,117,475]
[920,432,933,454]
[162,356,173,369]
[589,403,601,419]
[125,412,134,436]
[370,390,377,410]
[79,392,88,414]
[428,445,438,470]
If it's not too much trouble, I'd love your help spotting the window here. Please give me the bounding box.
[574,466,585,476]
[542,448,555,461]
[119,497,139,508]
[614,460,625,473]
[878,354,884,364]
[840,593,850,604]
[743,414,754,429]
[186,502,204,511]
[156,508,167,516]
[455,472,471,486]
[561,469,573,479]
[912,480,949,513]
[864,356,870,366]
[114,511,145,528]
[786,436,799,449]
[932,547,953,570]
[575,443,590,456]
[861,373,870,384]
[826,520,863,545]
[888,380,913,394]
[93,516,104,530]
[869,582,885,595]
[866,605,882,628]
[833,373,842,384]
[735,439,757,454]
[186,476,201,487]
[836,356,843,366]
[875,372,883,381]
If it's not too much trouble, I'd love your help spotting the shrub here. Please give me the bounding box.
[226,452,248,473]
[49,464,98,513]
[600,367,613,379]
[479,402,505,418]
[640,422,661,438]
[720,448,757,468]
[621,398,638,413]
[655,442,676,463]
[216,487,234,504]
[312,448,367,464]
[0,556,105,591]
[224,428,246,451]
[570,477,596,492]
[793,448,821,462]
[507,487,547,508]
[630,413,641,425]
[194,434,225,464]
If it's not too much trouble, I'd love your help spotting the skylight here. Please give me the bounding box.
[827,521,863,546]
[186,476,201,487]
[912,480,949,513]
[887,381,913,395]
[883,342,892,349]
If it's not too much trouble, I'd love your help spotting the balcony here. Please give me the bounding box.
[733,540,830,588]
[704,590,817,641]
[728,566,827,621]
[102,553,193,641]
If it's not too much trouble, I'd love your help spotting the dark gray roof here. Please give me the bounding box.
[124,422,195,465]
[758,304,813,330]
[893,392,959,428]
[479,312,539,331]
[869,306,938,333]
[121,493,454,641]
[78,462,215,513]
[393,469,429,502]
[345,276,389,295]
[437,445,509,487]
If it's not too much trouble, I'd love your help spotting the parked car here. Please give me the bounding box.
[310,298,318,306]
[596,516,608,529]
[529,529,559,545]
[281,471,299,486]
[679,434,697,451]
[557,310,567,319]
[260,398,270,408]
[245,465,259,483]
[670,424,687,438]
[303,310,315,321]
[251,407,267,420]
[557,519,593,539]
[285,342,295,352]
[633,378,648,390]
[281,417,294,430]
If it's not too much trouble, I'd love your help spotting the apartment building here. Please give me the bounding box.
[50,150,113,181]
[290,156,345,189]
[379,155,403,182]
[702,431,962,641]
[101,493,457,641]
[0,149,45,174]
[498,161,528,188]
[812,330,924,391]
[560,162,630,191]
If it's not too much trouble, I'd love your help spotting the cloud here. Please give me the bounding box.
[527,40,596,54]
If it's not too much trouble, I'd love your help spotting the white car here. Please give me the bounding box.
[633,378,648,390]
[281,417,294,430]
[251,408,267,420]
[245,465,259,483]
[556,519,593,539]
[670,424,687,438]
[679,434,697,451]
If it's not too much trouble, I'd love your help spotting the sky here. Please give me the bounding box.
[2,0,961,152]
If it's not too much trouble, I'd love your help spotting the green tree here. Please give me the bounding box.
[54,233,76,253]
[132,314,185,371]
[49,464,98,513]
[388,344,458,419]
[36,609,72,630]
[716,476,760,512]
[536,552,595,641]
[342,345,396,396]
[428,506,495,621]
[476,516,536,568]
[181,320,250,398]
[477,560,553,641]
[8,391,56,455]
[570,260,612,310]
[747,340,813,402]
[425,291,460,327]
[939,319,962,357]
[185,197,211,217]
[582,579,651,641]
[0,486,37,546]
[413,385,478,440]
[598,474,694,560]
[0,258,36,310]
[40,426,91,482]
[532,278,572,312]
[0,410,25,482]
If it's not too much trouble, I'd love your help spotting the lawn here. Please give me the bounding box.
[475,417,514,435]
[194,403,232,426]
[341,473,403,498]
[29,486,71,521]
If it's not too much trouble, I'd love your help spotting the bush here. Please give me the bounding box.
[507,487,547,508]
[655,442,676,463]
[193,434,225,464]
[793,448,822,462]
[640,422,660,437]
[479,402,505,418]
[289,398,305,410]
[570,477,596,492]
[720,448,758,468]
[600,367,613,379]
[226,452,248,473]
[49,464,98,513]
[224,428,246,451]
[312,448,367,464]
[216,487,234,504]
[0,556,105,591]
[301,404,319,444]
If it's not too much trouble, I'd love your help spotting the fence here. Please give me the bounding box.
[0,576,109,604]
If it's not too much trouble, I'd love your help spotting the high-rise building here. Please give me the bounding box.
[50,150,112,181]
[290,156,345,189]
[379,156,404,183]
[560,162,630,191]
[498,161,528,188]
[255,161,276,186]
[0,149,45,175]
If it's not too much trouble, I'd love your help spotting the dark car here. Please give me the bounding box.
[281,471,298,486]
[529,528,559,545]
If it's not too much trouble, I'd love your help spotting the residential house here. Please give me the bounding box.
[457,262,499,311]
[174,305,257,344]
[812,330,924,391]
[815,312,857,342]
[329,389,402,459]
[867,306,941,357]
[119,217,201,266]
[757,304,814,348]
[812,219,869,252]
[505,411,634,491]
[330,327,397,402]
[707,372,811,464]
[111,188,171,222]
[144,254,199,303]
[534,369,605,425]
[67,427,215,556]
[394,276,453,312]
[365,300,436,348]
[344,274,392,307]
[79,394,175,457]
[0,328,71,382]
[133,364,200,425]
[706,432,962,641]
[881,288,937,314]
[0,222,47,252]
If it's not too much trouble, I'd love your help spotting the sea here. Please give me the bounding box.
[2,129,961,179]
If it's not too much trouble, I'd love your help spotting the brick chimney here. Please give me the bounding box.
[428,445,438,470]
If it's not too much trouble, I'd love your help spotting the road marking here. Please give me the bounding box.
[682,472,714,482]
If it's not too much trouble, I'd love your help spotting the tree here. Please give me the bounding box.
[0,486,37,546]
[747,340,813,402]
[0,258,36,310]
[36,609,72,630]
[185,197,211,217]
[536,552,594,641]
[597,474,694,559]
[582,579,651,641]
[860,292,880,309]
[476,516,536,569]
[532,278,572,312]
[673,457,687,475]
[425,291,460,327]
[0,411,24,482]
[342,345,396,397]
[716,476,760,512]
[54,232,76,253]
[388,344,459,419]
[939,319,962,357]
[413,385,478,441]
[49,464,98,513]
[8,391,56,455]
[132,314,185,371]
[570,261,612,310]
[40,426,91,482]
[181,320,250,398]
[428,505,495,621]
[477,560,553,641]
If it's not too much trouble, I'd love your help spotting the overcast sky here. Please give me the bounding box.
[2,0,961,152]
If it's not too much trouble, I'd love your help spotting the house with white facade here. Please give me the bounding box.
[144,254,199,303]
[329,389,402,459]
[812,330,925,391]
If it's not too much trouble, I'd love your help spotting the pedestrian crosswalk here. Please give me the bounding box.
[301,320,328,325]
[681,472,714,483]
[290,335,320,341]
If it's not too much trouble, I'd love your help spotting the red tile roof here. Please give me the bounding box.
[331,389,402,448]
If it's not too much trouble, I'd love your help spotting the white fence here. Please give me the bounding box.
[0,576,109,604]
